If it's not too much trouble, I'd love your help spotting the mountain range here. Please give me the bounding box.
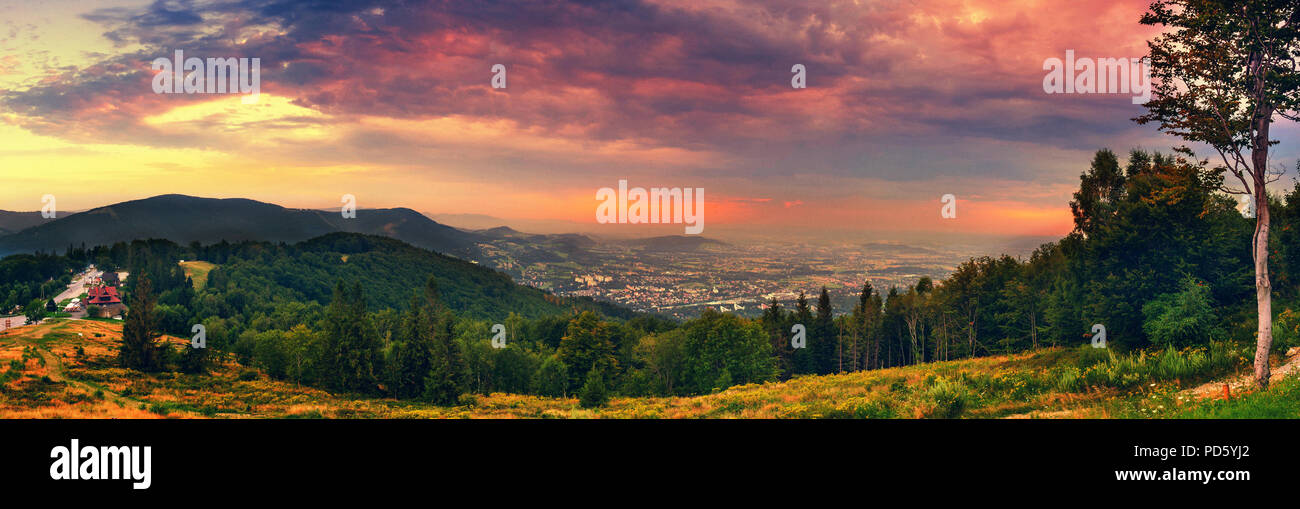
[0,194,733,260]
[0,194,486,259]
[0,210,62,236]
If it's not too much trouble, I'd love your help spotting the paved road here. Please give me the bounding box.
[0,315,24,333]
[55,268,101,303]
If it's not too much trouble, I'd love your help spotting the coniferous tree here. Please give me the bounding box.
[324,281,379,393]
[791,291,815,375]
[812,287,835,374]
[119,274,162,372]
[578,366,609,408]
[423,279,465,405]
[179,340,209,374]
[761,297,793,379]
[388,296,434,399]
[853,283,874,371]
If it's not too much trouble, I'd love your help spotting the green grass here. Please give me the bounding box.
[1158,376,1300,418]
[179,260,217,289]
[1050,342,1247,392]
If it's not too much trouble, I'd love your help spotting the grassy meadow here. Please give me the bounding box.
[1,318,1294,419]
[179,260,217,289]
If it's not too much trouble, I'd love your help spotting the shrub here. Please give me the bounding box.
[1274,308,1300,355]
[1142,276,1220,348]
[578,367,609,408]
[237,369,259,381]
[1055,366,1084,392]
[920,378,970,418]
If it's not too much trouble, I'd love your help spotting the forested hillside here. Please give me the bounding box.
[0,194,485,259]
[4,150,1299,410]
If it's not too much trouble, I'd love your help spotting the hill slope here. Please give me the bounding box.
[0,194,483,258]
[206,232,631,320]
[6,318,1290,419]
[0,210,58,236]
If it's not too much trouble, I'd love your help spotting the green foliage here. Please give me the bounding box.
[1142,276,1220,347]
[633,329,686,395]
[0,252,78,313]
[1273,307,1300,355]
[920,377,970,419]
[530,355,568,397]
[386,297,436,399]
[1161,375,1300,419]
[558,311,619,390]
[205,233,627,321]
[119,274,163,372]
[680,308,777,395]
[1065,343,1243,390]
[323,282,380,394]
[578,366,609,408]
[178,344,210,374]
[423,310,466,406]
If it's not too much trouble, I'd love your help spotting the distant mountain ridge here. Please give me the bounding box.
[0,210,63,236]
[0,194,483,258]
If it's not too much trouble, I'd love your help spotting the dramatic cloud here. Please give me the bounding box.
[3,0,1256,238]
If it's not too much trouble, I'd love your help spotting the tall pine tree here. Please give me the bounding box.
[119,274,162,371]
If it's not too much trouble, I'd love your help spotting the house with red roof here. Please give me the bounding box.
[87,285,125,317]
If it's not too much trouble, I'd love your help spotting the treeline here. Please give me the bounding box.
[224,285,775,405]
[0,252,79,315]
[820,149,1300,372]
[6,148,1299,405]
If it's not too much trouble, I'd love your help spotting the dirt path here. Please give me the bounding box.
[6,322,142,408]
[1181,347,1300,401]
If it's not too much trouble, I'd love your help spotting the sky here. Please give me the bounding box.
[2,0,1297,241]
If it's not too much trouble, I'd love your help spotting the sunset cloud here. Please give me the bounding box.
[2,0,1268,238]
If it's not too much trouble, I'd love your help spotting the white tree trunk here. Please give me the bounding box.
[1253,185,1273,388]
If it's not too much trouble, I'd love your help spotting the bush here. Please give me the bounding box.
[237,369,259,381]
[578,367,609,408]
[179,345,210,375]
[1072,342,1244,389]
[1274,308,1300,355]
[920,378,970,418]
[1142,276,1220,348]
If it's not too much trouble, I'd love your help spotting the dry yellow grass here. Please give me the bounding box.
[179,260,217,289]
[0,319,1267,419]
